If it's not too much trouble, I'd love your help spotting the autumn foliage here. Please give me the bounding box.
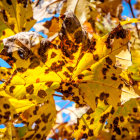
[0,0,140,139]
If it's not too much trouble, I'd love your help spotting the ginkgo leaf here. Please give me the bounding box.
[19,95,56,139]
[105,98,140,140]
[0,0,36,39]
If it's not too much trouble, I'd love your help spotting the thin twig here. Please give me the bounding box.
[127,0,140,38]
[57,101,71,113]
[53,93,63,97]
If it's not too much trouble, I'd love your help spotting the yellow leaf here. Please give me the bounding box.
[0,0,36,39]
[0,90,34,124]
[106,98,140,140]
[73,101,112,139]
[20,95,56,139]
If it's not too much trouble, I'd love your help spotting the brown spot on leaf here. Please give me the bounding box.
[41,113,51,123]
[133,107,138,113]
[93,54,99,61]
[74,30,83,44]
[82,133,88,138]
[78,74,84,79]
[102,68,108,75]
[2,31,5,35]
[67,66,74,72]
[51,52,57,58]
[2,10,8,22]
[110,107,115,114]
[63,71,70,78]
[26,84,34,95]
[88,129,94,136]
[86,116,90,120]
[114,127,121,135]
[120,116,124,122]
[9,86,15,93]
[106,57,113,65]
[90,118,94,124]
[6,0,12,5]
[3,104,10,109]
[118,84,123,89]
[45,81,53,87]
[87,108,94,115]
[38,90,47,98]
[82,125,86,131]
[35,134,41,139]
[100,113,109,123]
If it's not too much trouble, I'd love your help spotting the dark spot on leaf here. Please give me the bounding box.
[87,108,94,115]
[133,107,138,113]
[9,86,15,93]
[122,135,126,138]
[22,27,26,31]
[82,133,88,138]
[67,66,74,72]
[41,126,46,131]
[120,116,124,122]
[35,134,41,139]
[86,116,90,120]
[74,30,83,44]
[38,90,47,98]
[82,125,86,131]
[122,127,129,132]
[72,96,79,103]
[17,67,27,72]
[41,113,51,123]
[102,68,108,75]
[26,84,34,95]
[45,69,49,74]
[110,107,115,114]
[2,10,8,22]
[2,31,6,35]
[100,113,109,123]
[51,52,57,58]
[106,57,113,65]
[45,81,53,87]
[63,71,70,78]
[114,127,121,135]
[88,129,94,136]
[90,118,94,124]
[93,54,99,61]
[6,0,12,5]
[113,117,119,127]
[111,76,117,80]
[3,104,10,109]
[118,84,123,89]
[78,74,84,79]
[111,135,116,140]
